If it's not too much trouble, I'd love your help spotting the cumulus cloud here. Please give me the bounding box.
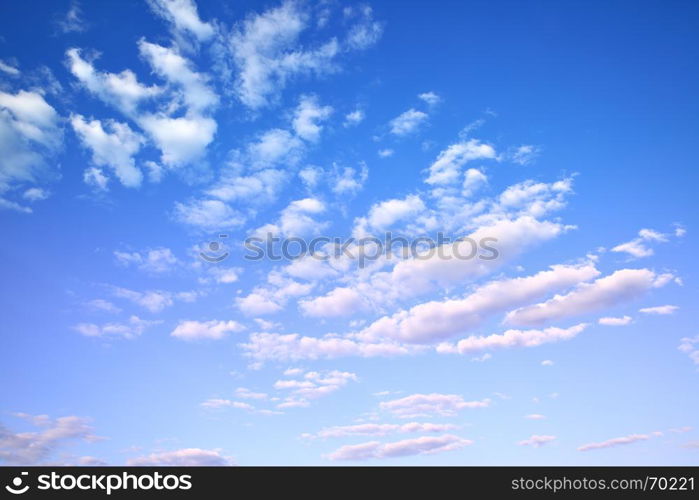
[274,369,357,408]
[425,139,496,185]
[0,89,62,212]
[326,434,472,461]
[678,336,699,366]
[518,435,556,447]
[504,269,674,327]
[353,194,425,236]
[173,199,245,230]
[418,91,441,106]
[577,434,650,452]
[111,286,198,313]
[598,315,633,326]
[331,162,368,196]
[147,0,215,42]
[300,287,368,318]
[292,95,332,141]
[303,215,570,320]
[127,448,232,466]
[71,114,144,189]
[344,109,364,127]
[639,305,678,315]
[437,324,588,356]
[73,316,160,340]
[228,1,380,109]
[114,247,178,273]
[510,145,540,165]
[66,48,161,115]
[240,331,419,362]
[612,228,668,259]
[380,393,490,419]
[358,263,598,344]
[303,422,458,440]
[170,320,244,341]
[138,40,218,114]
[389,108,428,136]
[0,414,100,465]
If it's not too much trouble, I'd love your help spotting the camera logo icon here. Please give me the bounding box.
[200,234,230,263]
[5,472,29,495]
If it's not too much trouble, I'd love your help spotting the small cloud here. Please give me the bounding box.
[639,305,678,315]
[518,435,556,447]
[418,91,441,106]
[541,360,554,366]
[598,315,632,326]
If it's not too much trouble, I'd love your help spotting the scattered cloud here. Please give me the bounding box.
[171,319,245,341]
[326,434,472,461]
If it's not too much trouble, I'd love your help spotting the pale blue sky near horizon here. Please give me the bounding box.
[0,0,698,465]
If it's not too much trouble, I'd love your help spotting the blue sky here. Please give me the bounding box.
[0,0,698,466]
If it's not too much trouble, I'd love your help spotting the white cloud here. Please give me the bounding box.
[114,247,178,273]
[0,60,20,76]
[639,305,678,315]
[518,435,556,447]
[300,287,368,317]
[389,108,428,136]
[171,319,244,341]
[344,5,383,50]
[504,269,674,327]
[331,162,368,195]
[278,197,327,237]
[378,148,394,158]
[425,139,496,185]
[71,115,144,188]
[462,168,487,197]
[235,387,268,400]
[240,331,418,362]
[111,286,193,313]
[437,324,588,355]
[127,448,232,466]
[380,393,490,418]
[147,0,215,42]
[354,194,425,235]
[418,91,441,106]
[598,315,632,326]
[274,369,357,408]
[577,434,649,452]
[174,199,245,230]
[85,299,121,314]
[138,40,218,114]
[358,263,598,344]
[344,109,364,127]
[612,228,668,259]
[326,434,472,461]
[525,414,546,420]
[303,422,458,440]
[138,113,216,167]
[0,414,100,465]
[236,272,314,316]
[73,316,159,339]
[292,95,332,141]
[0,89,62,211]
[228,1,341,109]
[540,360,554,366]
[511,145,540,165]
[678,336,699,366]
[57,1,87,34]
[66,48,161,115]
